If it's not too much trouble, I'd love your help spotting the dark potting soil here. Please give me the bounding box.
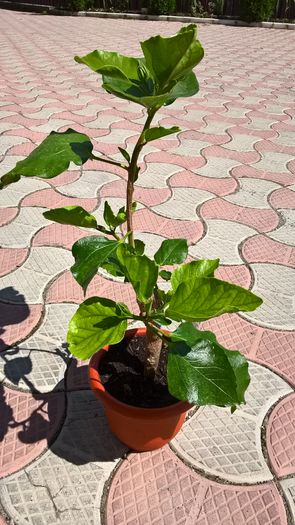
[99,335,179,409]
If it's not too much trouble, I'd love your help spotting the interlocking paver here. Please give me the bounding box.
[266,393,295,478]
[190,219,256,263]
[106,446,287,524]
[242,263,295,330]
[0,10,295,524]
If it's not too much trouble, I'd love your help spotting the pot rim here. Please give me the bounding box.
[88,327,192,418]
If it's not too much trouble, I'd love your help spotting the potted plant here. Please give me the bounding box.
[0,25,262,451]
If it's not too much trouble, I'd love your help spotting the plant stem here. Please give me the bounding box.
[126,109,156,247]
[144,325,163,380]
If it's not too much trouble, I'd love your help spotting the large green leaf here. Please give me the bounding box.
[143,126,180,143]
[154,239,188,266]
[67,297,131,359]
[167,324,250,405]
[117,246,158,303]
[166,277,262,322]
[75,50,142,81]
[74,26,203,109]
[0,129,93,189]
[171,259,219,290]
[164,71,199,105]
[71,236,119,291]
[43,206,97,229]
[141,24,204,91]
[125,255,158,303]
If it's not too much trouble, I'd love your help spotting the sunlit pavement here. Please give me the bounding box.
[0,9,295,524]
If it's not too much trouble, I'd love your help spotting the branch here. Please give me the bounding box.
[91,153,128,170]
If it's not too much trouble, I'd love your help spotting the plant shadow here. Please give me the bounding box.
[0,349,125,466]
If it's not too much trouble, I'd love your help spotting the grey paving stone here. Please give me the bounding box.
[242,263,295,330]
[189,219,256,264]
[0,391,127,525]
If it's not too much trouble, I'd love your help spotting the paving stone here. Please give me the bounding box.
[255,329,295,386]
[170,170,237,196]
[0,303,77,392]
[253,151,295,173]
[266,393,295,478]
[242,263,295,330]
[223,132,260,152]
[270,187,295,209]
[0,247,73,304]
[280,478,295,523]
[224,178,280,208]
[0,177,50,207]
[0,247,28,277]
[135,162,183,188]
[132,208,203,244]
[242,234,295,267]
[152,187,214,220]
[32,222,93,250]
[172,362,291,484]
[30,119,74,133]
[58,170,118,198]
[268,209,295,246]
[0,390,127,525]
[245,117,277,130]
[201,118,232,135]
[192,155,240,178]
[170,138,211,157]
[0,207,49,248]
[0,386,65,477]
[215,264,252,289]
[0,303,42,351]
[106,446,287,525]
[0,135,30,156]
[83,114,123,129]
[0,207,18,226]
[189,219,256,264]
[22,188,97,211]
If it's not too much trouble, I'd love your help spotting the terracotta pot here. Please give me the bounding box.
[88,327,191,451]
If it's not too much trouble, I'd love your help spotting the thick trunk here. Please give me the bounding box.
[144,327,163,380]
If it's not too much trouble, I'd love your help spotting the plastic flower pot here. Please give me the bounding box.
[88,327,191,451]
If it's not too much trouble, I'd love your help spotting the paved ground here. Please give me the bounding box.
[0,8,294,524]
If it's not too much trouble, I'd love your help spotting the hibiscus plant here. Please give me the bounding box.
[0,25,262,409]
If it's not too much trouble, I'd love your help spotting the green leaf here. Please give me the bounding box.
[118,147,130,163]
[171,259,219,291]
[0,129,93,189]
[125,255,158,303]
[103,202,127,229]
[117,246,158,303]
[43,206,97,229]
[141,24,204,91]
[71,236,119,291]
[167,278,263,322]
[143,126,180,143]
[152,316,172,326]
[74,27,203,110]
[164,71,200,105]
[167,325,250,405]
[75,50,142,82]
[134,239,145,255]
[154,239,188,266]
[159,270,172,281]
[67,297,131,359]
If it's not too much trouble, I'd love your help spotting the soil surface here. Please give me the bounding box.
[99,334,179,408]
